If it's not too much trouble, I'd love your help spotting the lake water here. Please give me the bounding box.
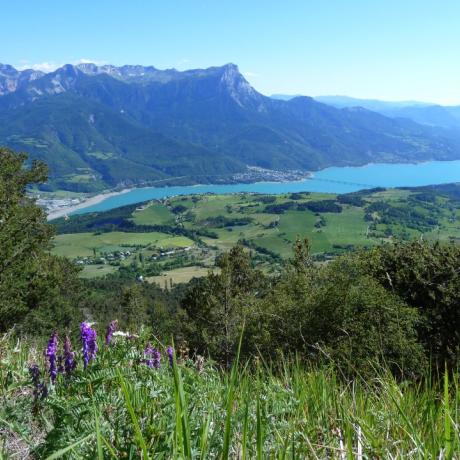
[74,160,460,215]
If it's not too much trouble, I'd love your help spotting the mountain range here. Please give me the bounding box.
[1,62,460,192]
[272,94,460,130]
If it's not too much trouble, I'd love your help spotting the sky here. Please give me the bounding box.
[2,0,460,104]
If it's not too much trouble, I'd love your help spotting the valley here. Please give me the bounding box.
[51,183,460,284]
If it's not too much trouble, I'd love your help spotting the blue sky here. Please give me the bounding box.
[2,0,460,104]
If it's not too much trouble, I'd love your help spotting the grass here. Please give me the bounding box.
[52,232,194,258]
[79,264,117,278]
[53,188,460,279]
[147,266,214,286]
[132,202,175,225]
[0,331,458,458]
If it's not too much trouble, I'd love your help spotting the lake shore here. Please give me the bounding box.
[45,159,460,219]
[46,188,131,221]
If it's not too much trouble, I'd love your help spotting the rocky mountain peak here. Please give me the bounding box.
[218,63,260,107]
[0,63,18,76]
[0,64,46,96]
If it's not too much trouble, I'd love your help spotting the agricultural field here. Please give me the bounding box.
[51,185,460,282]
[147,266,214,286]
[53,231,194,258]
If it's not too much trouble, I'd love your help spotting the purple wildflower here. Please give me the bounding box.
[45,331,58,383]
[63,336,76,375]
[29,364,40,386]
[80,322,98,369]
[105,320,118,345]
[166,345,174,366]
[144,343,161,369]
[29,364,47,402]
[57,355,64,374]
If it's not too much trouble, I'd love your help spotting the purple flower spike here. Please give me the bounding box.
[29,364,47,400]
[63,336,76,375]
[105,320,118,345]
[29,364,41,386]
[144,343,161,369]
[46,331,58,383]
[80,322,98,369]
[167,346,174,366]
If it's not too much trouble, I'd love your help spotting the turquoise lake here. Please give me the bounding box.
[74,160,460,214]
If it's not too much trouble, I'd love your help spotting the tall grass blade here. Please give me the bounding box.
[117,369,150,460]
[241,402,249,460]
[256,397,263,460]
[199,414,211,460]
[221,324,244,460]
[94,406,104,460]
[171,343,192,459]
[101,435,119,459]
[444,368,452,459]
[44,434,93,460]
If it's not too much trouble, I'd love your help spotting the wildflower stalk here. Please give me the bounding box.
[45,332,58,383]
[80,322,98,369]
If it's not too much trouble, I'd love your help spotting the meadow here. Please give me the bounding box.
[51,186,460,283]
[1,327,458,459]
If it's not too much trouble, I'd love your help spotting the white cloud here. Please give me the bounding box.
[17,58,107,73]
[175,58,190,69]
[17,61,61,72]
[74,58,107,66]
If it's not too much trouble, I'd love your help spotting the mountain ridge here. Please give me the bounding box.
[1,62,460,191]
[278,94,460,130]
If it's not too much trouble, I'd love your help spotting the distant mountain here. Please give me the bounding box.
[314,95,432,110]
[1,62,460,191]
[314,95,460,130]
[271,94,303,101]
[0,64,45,96]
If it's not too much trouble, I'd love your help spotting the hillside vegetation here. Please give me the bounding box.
[1,148,460,458]
[51,184,460,282]
[1,330,459,458]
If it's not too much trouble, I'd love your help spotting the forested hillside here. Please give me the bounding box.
[2,63,460,191]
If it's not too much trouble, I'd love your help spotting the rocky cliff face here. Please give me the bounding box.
[0,64,44,95]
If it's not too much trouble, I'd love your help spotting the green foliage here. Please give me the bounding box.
[119,284,150,329]
[181,246,266,366]
[0,147,83,333]
[174,238,459,378]
[80,277,182,337]
[249,241,424,377]
[363,241,460,369]
[0,333,459,458]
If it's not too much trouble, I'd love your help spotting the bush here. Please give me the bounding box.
[297,200,342,213]
[251,250,424,377]
[363,241,460,369]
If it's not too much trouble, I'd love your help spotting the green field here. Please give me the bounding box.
[53,232,194,258]
[131,202,175,225]
[52,186,460,279]
[147,265,214,286]
[79,264,117,278]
